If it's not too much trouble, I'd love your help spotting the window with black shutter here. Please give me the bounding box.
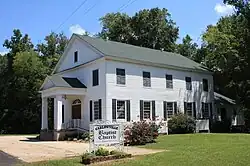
[143,71,151,87]
[185,77,192,90]
[166,74,173,89]
[203,79,208,92]
[163,102,177,119]
[116,68,126,85]
[93,100,100,120]
[184,102,193,117]
[74,51,78,63]
[93,69,99,86]
[202,102,210,119]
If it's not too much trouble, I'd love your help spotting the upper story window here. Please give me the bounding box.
[116,68,126,85]
[92,69,99,86]
[185,77,192,90]
[203,79,208,92]
[74,51,78,63]
[143,71,151,87]
[166,74,173,89]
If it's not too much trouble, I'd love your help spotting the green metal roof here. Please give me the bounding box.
[41,75,86,90]
[77,34,210,73]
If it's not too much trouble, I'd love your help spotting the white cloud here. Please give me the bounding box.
[0,51,8,55]
[69,24,86,35]
[215,3,234,15]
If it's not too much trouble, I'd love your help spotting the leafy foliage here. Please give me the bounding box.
[124,121,160,145]
[168,113,196,134]
[99,8,179,52]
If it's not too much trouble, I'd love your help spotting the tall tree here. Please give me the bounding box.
[176,35,199,62]
[36,32,68,70]
[3,29,33,71]
[99,8,179,52]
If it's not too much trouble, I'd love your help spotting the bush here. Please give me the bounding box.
[124,121,160,145]
[95,147,110,156]
[168,113,196,134]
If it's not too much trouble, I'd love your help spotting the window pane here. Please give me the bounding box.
[143,101,151,119]
[143,72,151,87]
[143,72,150,78]
[94,101,99,120]
[203,79,208,92]
[166,75,172,80]
[186,102,193,117]
[202,103,209,119]
[93,69,99,86]
[185,77,191,82]
[74,51,78,63]
[116,69,125,76]
[166,75,173,89]
[167,102,173,117]
[116,69,126,85]
[117,100,125,119]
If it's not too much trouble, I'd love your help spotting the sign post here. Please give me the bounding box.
[89,121,124,152]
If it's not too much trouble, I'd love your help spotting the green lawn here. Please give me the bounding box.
[22,134,250,166]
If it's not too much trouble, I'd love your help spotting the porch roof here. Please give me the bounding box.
[214,92,236,105]
[40,75,86,91]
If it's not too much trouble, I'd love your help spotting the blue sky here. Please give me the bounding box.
[0,0,234,54]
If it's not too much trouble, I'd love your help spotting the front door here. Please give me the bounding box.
[72,99,81,119]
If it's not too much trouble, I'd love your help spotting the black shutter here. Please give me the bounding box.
[112,99,116,122]
[163,101,167,120]
[89,100,93,122]
[152,101,155,121]
[174,102,177,115]
[193,102,196,119]
[184,102,187,115]
[126,100,130,122]
[140,100,143,121]
[99,99,102,120]
[209,103,213,119]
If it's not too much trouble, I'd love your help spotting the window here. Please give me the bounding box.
[166,74,173,89]
[202,103,210,119]
[185,102,193,117]
[143,71,151,87]
[185,77,192,90]
[93,101,99,120]
[117,100,126,119]
[74,51,78,63]
[143,101,151,119]
[167,102,174,117]
[93,69,99,86]
[203,79,208,92]
[116,68,126,85]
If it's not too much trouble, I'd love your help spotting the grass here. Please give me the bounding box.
[22,134,250,166]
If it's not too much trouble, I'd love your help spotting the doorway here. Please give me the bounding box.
[72,99,81,119]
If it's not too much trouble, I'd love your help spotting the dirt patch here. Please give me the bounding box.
[0,136,166,163]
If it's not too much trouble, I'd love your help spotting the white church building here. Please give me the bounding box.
[39,34,242,140]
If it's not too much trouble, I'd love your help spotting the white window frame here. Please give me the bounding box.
[116,100,127,122]
[74,51,78,63]
[202,102,210,119]
[166,102,175,118]
[186,102,193,117]
[143,71,151,87]
[166,74,173,89]
[143,101,151,120]
[116,68,126,85]
[185,77,192,90]
[93,100,100,120]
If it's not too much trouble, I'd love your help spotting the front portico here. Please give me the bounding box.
[40,75,87,140]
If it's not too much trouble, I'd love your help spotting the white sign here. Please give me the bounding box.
[93,124,120,145]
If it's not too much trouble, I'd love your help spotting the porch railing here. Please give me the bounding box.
[62,119,88,131]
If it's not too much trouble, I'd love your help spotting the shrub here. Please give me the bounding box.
[124,121,160,145]
[81,132,90,141]
[95,147,110,156]
[168,113,196,134]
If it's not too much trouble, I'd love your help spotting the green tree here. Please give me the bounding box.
[99,8,179,52]
[176,35,199,62]
[36,32,68,70]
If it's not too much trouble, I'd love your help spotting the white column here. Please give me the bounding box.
[41,97,48,130]
[54,95,63,130]
[64,99,71,123]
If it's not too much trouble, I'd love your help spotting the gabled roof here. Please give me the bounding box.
[40,75,86,90]
[76,34,211,73]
